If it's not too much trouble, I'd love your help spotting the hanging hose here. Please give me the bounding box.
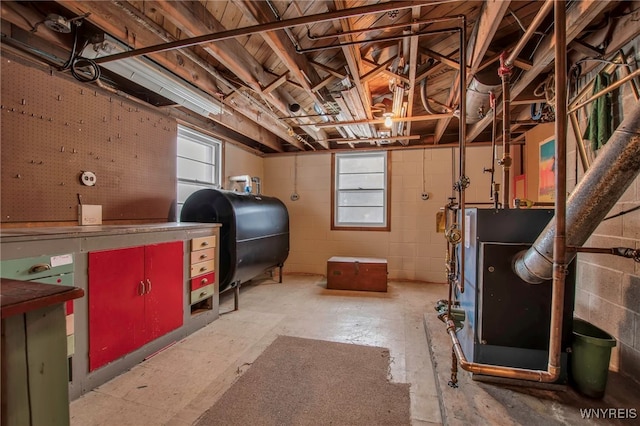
[420,78,447,115]
[534,73,556,109]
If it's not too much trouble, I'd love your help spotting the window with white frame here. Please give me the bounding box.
[332,151,390,230]
[176,125,221,220]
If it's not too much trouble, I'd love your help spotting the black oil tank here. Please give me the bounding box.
[180,189,289,291]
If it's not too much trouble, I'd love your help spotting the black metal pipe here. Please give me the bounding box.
[307,16,461,40]
[295,28,460,54]
[93,1,433,64]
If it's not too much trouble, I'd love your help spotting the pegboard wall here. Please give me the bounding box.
[1,53,178,224]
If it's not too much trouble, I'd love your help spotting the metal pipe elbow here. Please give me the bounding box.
[512,248,551,284]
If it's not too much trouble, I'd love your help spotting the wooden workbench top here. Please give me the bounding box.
[1,278,84,319]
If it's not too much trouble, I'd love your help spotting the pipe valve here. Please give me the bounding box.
[498,51,513,77]
[614,247,640,262]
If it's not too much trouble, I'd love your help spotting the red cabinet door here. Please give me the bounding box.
[89,246,146,371]
[143,241,184,342]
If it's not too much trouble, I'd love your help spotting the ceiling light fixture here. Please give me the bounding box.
[383,112,393,128]
[81,35,226,118]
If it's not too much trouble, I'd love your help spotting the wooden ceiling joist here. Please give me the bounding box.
[466,0,610,142]
[233,0,336,149]
[55,0,299,151]
[433,0,511,144]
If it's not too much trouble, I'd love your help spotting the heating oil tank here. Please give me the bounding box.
[180,189,289,291]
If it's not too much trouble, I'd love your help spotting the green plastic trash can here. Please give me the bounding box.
[571,318,616,398]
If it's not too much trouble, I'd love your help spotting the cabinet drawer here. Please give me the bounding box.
[191,272,215,291]
[191,236,216,251]
[31,273,75,286]
[190,283,215,304]
[1,254,74,280]
[190,260,215,277]
[190,248,215,265]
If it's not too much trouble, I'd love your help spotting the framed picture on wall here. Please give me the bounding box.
[538,136,555,202]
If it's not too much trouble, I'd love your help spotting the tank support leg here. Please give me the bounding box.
[279,265,283,283]
[234,282,241,311]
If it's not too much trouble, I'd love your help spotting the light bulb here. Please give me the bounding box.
[384,114,393,128]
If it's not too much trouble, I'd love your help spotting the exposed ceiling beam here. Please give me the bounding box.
[262,72,289,95]
[466,0,610,142]
[311,113,454,128]
[91,1,432,63]
[469,1,512,74]
[404,6,422,140]
[310,60,348,80]
[485,50,533,71]
[360,57,396,84]
[331,0,375,130]
[312,76,336,93]
[233,0,333,149]
[150,1,326,149]
[331,135,421,144]
[433,1,510,144]
[421,48,464,71]
[149,4,278,112]
[51,0,298,151]
[362,59,410,85]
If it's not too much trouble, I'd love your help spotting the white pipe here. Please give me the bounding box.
[229,175,252,193]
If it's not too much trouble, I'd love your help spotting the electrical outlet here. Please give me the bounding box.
[421,192,430,200]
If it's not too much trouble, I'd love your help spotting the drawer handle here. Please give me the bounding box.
[201,241,209,247]
[200,278,208,285]
[139,281,145,296]
[29,264,51,274]
[199,254,208,259]
[146,279,152,294]
[199,290,208,297]
[200,266,207,272]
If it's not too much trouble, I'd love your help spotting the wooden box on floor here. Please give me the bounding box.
[326,257,388,292]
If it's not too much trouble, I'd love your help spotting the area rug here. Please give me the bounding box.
[195,335,410,425]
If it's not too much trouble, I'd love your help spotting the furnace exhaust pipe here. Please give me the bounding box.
[514,102,640,284]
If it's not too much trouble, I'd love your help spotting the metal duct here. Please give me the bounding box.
[514,102,640,283]
[465,66,501,124]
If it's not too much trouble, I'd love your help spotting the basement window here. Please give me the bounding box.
[176,125,221,220]
[332,151,390,231]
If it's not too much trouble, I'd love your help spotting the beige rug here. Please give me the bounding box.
[196,335,410,425]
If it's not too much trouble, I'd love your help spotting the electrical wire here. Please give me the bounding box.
[60,22,100,83]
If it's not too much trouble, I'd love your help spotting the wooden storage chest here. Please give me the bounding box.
[326,257,388,292]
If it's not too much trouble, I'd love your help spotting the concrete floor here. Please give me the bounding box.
[70,275,639,425]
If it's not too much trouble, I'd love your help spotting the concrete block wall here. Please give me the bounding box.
[223,143,264,192]
[564,37,640,382]
[263,145,498,283]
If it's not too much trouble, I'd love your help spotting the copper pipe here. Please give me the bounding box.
[310,113,454,127]
[446,318,558,382]
[504,0,554,68]
[92,1,432,64]
[499,52,512,209]
[569,112,591,171]
[548,0,568,381]
[446,2,568,384]
[568,68,640,113]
